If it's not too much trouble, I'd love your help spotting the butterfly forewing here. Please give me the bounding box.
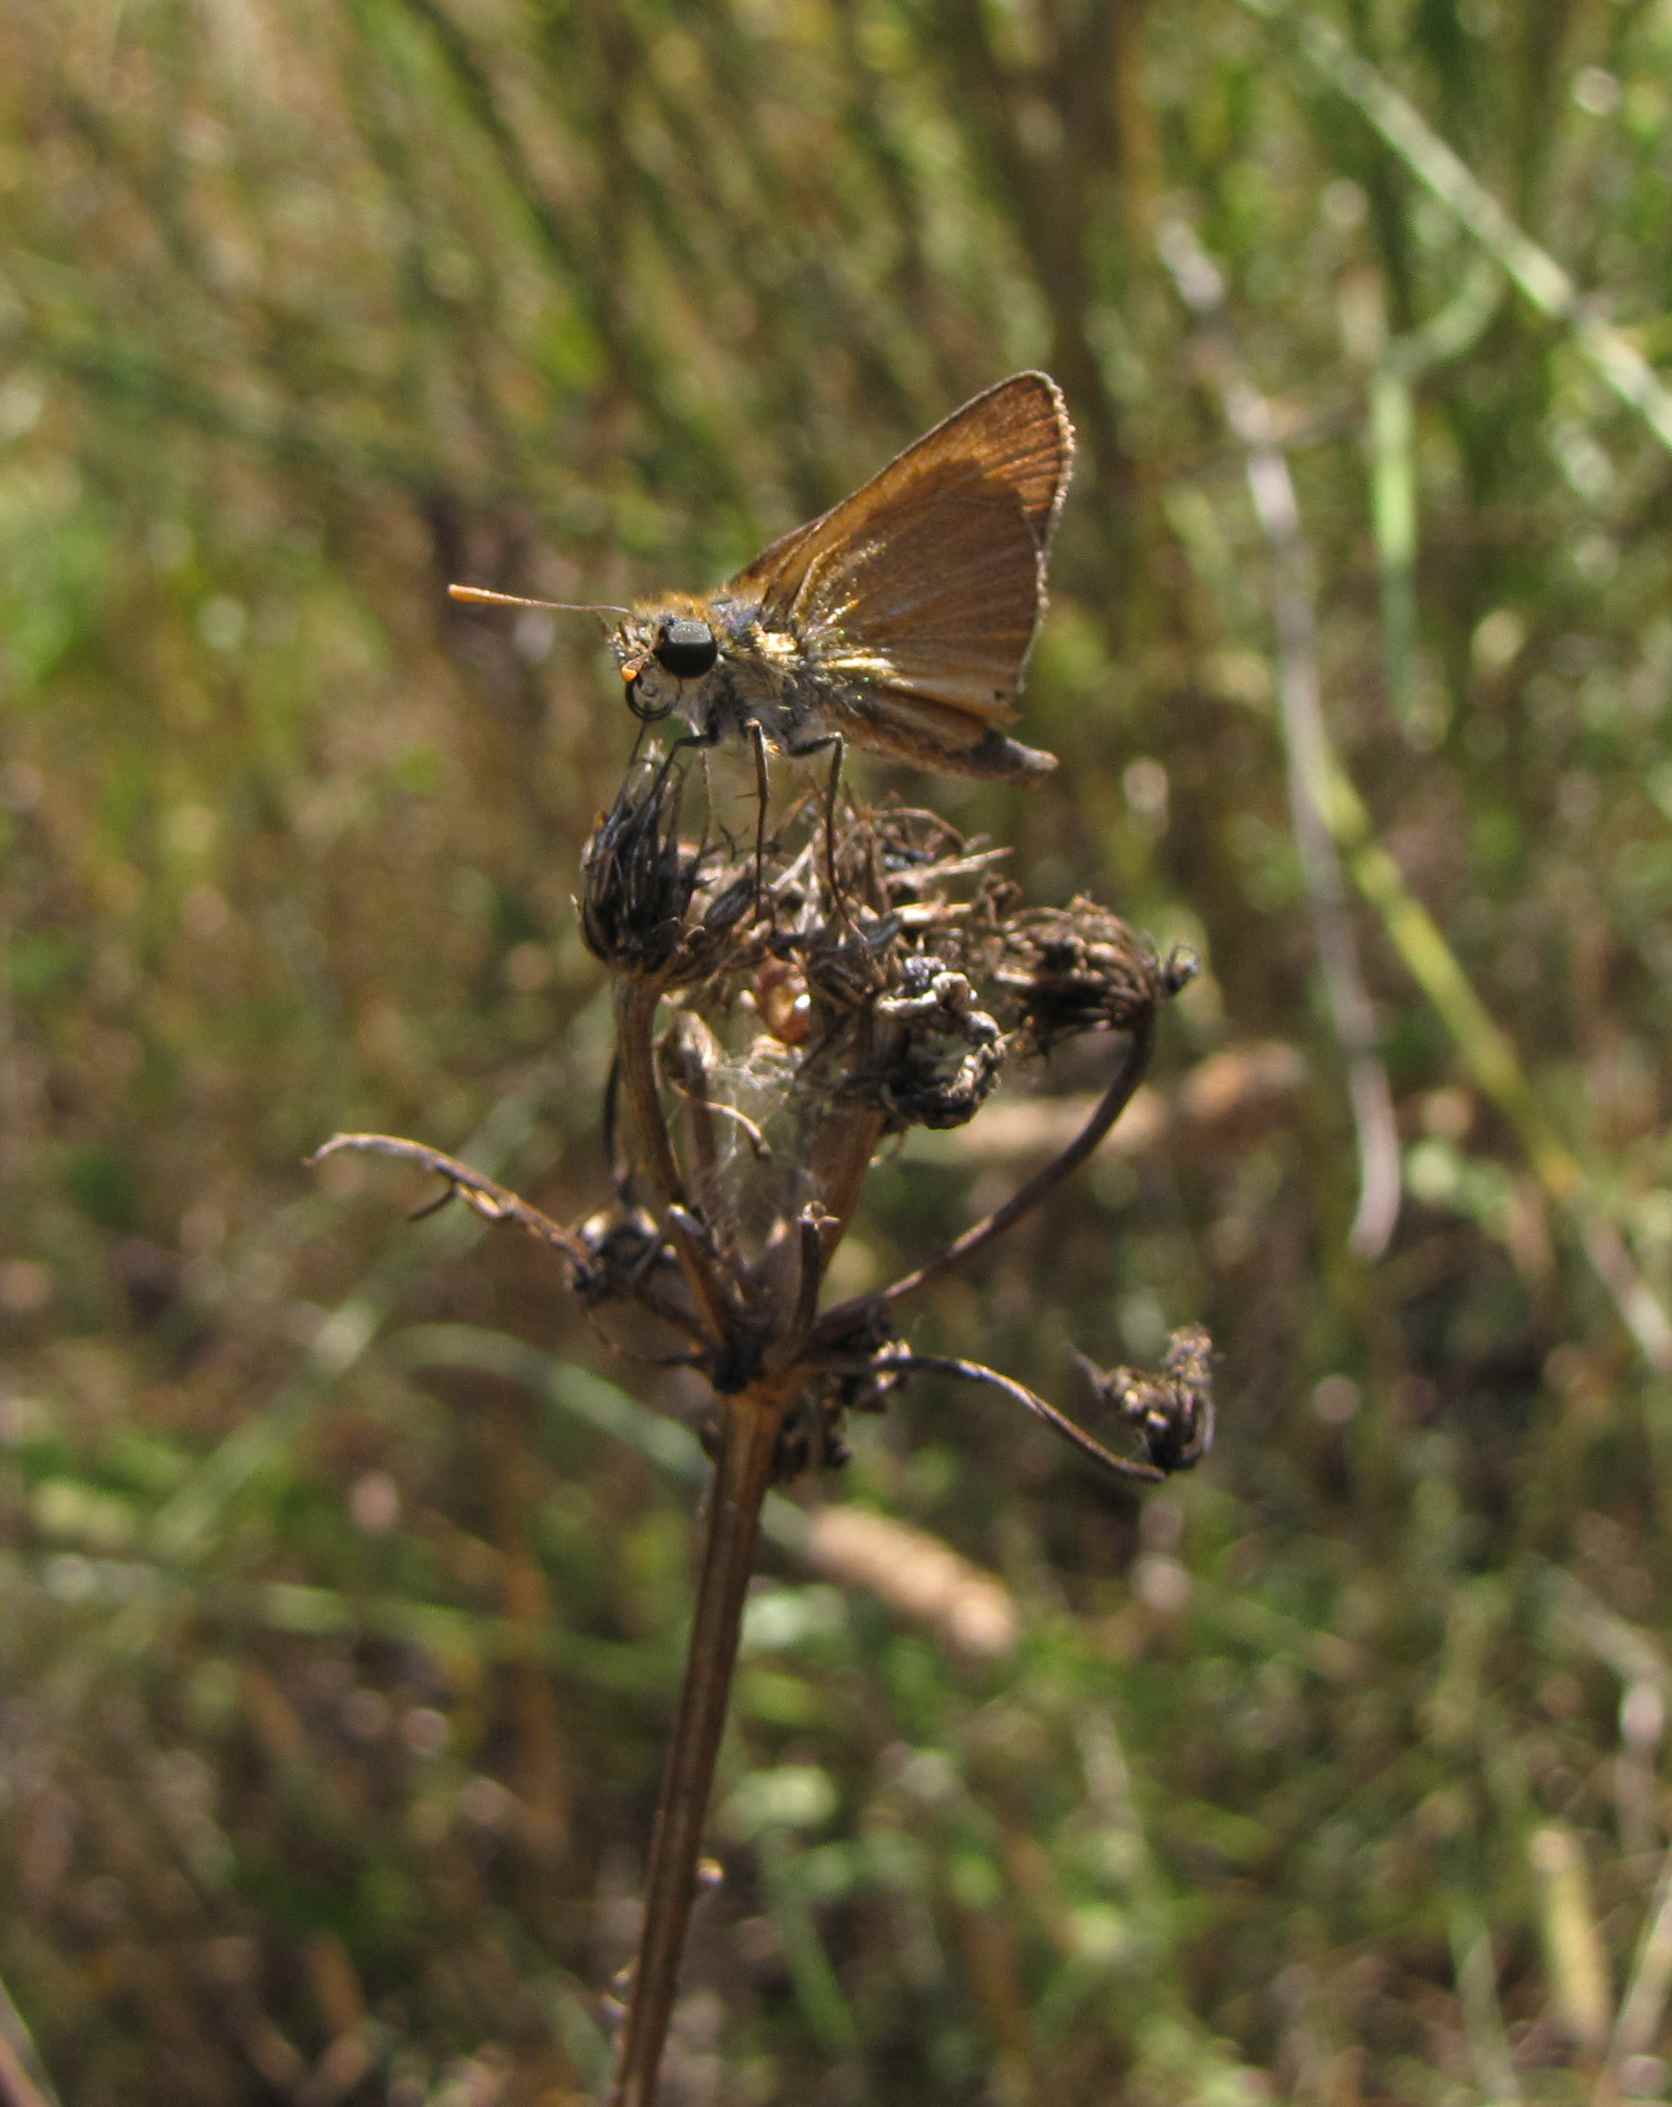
[805,490,1046,719]
[727,372,1073,726]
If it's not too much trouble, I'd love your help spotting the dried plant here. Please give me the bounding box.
[314,744,1208,2106]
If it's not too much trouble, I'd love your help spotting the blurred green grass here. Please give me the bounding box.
[3,1,1671,2101]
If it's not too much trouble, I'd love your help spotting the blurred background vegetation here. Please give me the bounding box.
[4,0,1671,2101]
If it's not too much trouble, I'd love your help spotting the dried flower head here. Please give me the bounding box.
[579,753,754,983]
[994,901,1198,1053]
[867,957,1005,1130]
[323,771,1209,1477]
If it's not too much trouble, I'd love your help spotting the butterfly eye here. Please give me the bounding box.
[653,619,719,680]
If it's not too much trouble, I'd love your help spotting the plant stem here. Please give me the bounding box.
[609,1379,790,2107]
[616,977,686,1209]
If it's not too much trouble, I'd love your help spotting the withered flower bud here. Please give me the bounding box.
[770,1392,852,1480]
[579,755,754,983]
[770,1325,910,1481]
[573,1201,669,1307]
[580,756,699,976]
[1075,1324,1216,1473]
[994,901,1197,1053]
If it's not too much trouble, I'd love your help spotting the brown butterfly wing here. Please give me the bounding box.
[724,373,1074,727]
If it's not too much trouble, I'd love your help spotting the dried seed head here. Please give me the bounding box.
[866,955,1006,1131]
[1075,1324,1216,1473]
[579,756,699,976]
[579,754,754,983]
[994,902,1195,1053]
[586,779,1209,1472]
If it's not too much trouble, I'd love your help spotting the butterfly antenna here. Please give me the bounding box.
[448,583,631,621]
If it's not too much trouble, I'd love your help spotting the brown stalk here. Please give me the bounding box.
[609,1374,793,2107]
[662,1206,737,1359]
[306,1133,592,1269]
[864,1353,1165,1486]
[805,1091,890,1271]
[615,976,687,1210]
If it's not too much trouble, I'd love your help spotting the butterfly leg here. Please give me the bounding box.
[742,721,776,921]
[782,730,853,931]
[739,721,848,931]
[640,724,722,811]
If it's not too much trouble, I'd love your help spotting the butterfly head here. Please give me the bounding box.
[613,602,724,724]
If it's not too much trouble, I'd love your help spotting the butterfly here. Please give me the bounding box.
[451,371,1074,783]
